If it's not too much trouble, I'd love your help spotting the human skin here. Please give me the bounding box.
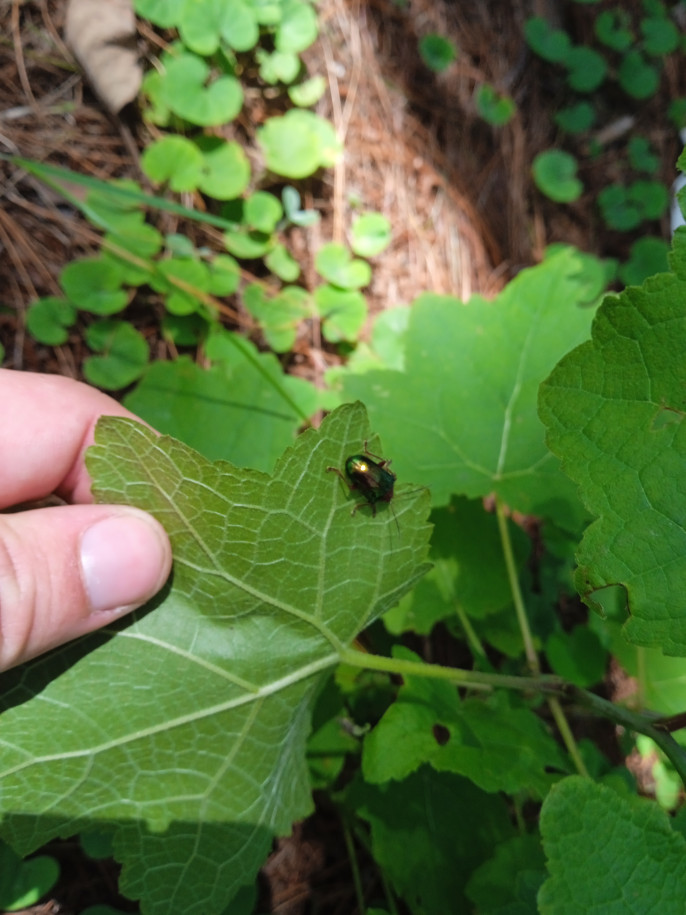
[0,369,172,670]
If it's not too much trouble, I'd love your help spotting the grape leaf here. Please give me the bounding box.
[539,273,686,654]
[0,402,431,915]
[539,777,686,913]
[351,767,514,915]
[362,651,568,796]
[342,247,599,530]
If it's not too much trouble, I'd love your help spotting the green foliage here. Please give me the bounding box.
[418,33,457,72]
[351,212,392,258]
[532,150,583,202]
[0,403,432,915]
[524,16,571,63]
[554,100,594,133]
[539,244,686,653]
[474,83,516,126]
[123,339,319,469]
[0,840,59,911]
[257,110,341,178]
[362,652,569,794]
[350,768,515,915]
[525,0,683,243]
[539,778,686,912]
[564,45,607,92]
[11,1,686,912]
[598,180,668,230]
[83,320,149,390]
[341,247,597,523]
[25,296,77,344]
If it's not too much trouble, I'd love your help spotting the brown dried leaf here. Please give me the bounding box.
[65,0,141,114]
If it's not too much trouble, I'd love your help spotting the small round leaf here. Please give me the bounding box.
[532,150,583,203]
[351,213,391,258]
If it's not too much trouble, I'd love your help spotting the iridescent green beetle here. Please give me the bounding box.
[327,442,397,518]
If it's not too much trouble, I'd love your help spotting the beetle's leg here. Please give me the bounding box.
[362,440,392,471]
[327,465,355,492]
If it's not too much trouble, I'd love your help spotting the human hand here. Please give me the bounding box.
[0,369,172,671]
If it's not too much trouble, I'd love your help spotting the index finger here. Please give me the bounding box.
[0,369,145,508]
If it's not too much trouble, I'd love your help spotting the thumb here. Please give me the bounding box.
[0,505,172,671]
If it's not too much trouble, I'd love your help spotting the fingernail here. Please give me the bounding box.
[80,512,170,614]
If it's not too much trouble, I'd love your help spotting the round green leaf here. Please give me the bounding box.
[627,136,659,175]
[179,0,258,54]
[258,110,341,178]
[595,9,633,52]
[134,0,184,28]
[532,150,583,203]
[154,258,210,315]
[223,228,274,259]
[524,16,571,63]
[315,242,372,289]
[207,254,241,296]
[564,46,607,93]
[275,1,318,53]
[161,53,243,126]
[474,83,515,126]
[641,16,679,56]
[61,258,128,315]
[351,212,391,258]
[195,137,250,199]
[288,75,327,107]
[618,237,670,287]
[245,191,283,233]
[26,296,77,345]
[314,284,367,342]
[629,180,669,220]
[84,320,149,390]
[618,51,659,99]
[554,101,595,133]
[418,34,457,72]
[598,185,641,230]
[141,136,204,191]
[257,48,301,85]
[264,243,301,282]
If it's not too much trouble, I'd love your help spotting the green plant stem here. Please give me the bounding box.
[495,497,539,673]
[547,695,590,778]
[454,603,488,660]
[568,686,686,786]
[494,498,590,776]
[342,818,366,915]
[341,648,686,785]
[339,646,562,694]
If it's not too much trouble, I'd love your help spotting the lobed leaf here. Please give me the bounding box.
[0,402,431,915]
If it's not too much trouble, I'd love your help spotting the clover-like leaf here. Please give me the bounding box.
[179,0,258,54]
[60,257,128,315]
[160,52,243,126]
[539,266,686,654]
[258,110,341,178]
[315,284,368,342]
[26,296,77,345]
[0,402,431,915]
[315,242,371,289]
[532,150,583,203]
[84,320,149,390]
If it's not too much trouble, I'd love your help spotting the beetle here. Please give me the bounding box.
[327,442,397,519]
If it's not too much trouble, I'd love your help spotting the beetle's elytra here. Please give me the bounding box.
[327,443,396,517]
